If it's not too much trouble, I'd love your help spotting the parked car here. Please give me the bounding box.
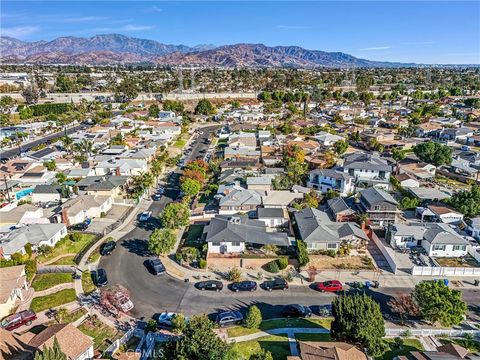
[147,258,165,275]
[263,278,289,291]
[1,310,37,331]
[93,269,108,287]
[318,304,332,317]
[196,280,223,291]
[230,281,257,292]
[100,241,116,256]
[112,292,134,312]
[153,193,162,201]
[215,311,243,327]
[282,304,312,318]
[153,312,187,327]
[139,211,152,222]
[69,221,89,231]
[316,280,343,292]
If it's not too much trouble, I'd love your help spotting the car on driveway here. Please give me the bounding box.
[93,268,108,287]
[196,280,223,291]
[139,211,152,222]
[263,278,288,291]
[282,304,312,318]
[153,312,187,328]
[1,310,37,331]
[230,281,257,292]
[147,258,165,275]
[100,241,116,256]
[215,311,243,327]
[316,280,343,292]
[153,193,162,201]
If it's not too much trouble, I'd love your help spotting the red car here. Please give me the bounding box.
[316,280,343,292]
[1,310,37,331]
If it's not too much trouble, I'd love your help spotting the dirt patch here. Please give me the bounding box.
[309,255,375,270]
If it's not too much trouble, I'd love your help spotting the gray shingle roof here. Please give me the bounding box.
[327,197,354,215]
[33,185,62,194]
[343,152,392,172]
[309,168,352,181]
[360,187,398,206]
[424,223,468,245]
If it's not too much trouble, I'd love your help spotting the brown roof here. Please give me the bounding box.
[395,173,415,182]
[28,324,92,360]
[437,343,469,358]
[116,352,141,360]
[298,342,367,360]
[0,329,34,360]
[0,265,26,303]
[427,204,461,216]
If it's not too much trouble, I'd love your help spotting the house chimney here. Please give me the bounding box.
[61,208,70,226]
[115,167,121,176]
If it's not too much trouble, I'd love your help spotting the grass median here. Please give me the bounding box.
[30,288,77,313]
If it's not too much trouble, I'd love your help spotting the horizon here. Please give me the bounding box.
[1,1,479,65]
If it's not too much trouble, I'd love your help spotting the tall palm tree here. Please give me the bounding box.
[150,159,163,186]
[80,139,93,158]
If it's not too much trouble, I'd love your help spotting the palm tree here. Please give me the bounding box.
[60,135,73,156]
[150,159,163,186]
[80,139,93,158]
[142,172,154,196]
[355,212,370,229]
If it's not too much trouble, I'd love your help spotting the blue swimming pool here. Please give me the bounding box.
[16,188,34,200]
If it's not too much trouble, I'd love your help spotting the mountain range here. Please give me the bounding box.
[1,34,415,67]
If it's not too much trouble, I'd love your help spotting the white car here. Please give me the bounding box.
[113,292,134,312]
[139,211,152,222]
[154,312,188,327]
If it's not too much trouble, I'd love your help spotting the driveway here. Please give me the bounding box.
[87,205,131,234]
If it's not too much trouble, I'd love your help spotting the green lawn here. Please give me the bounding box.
[295,333,331,342]
[87,251,101,264]
[183,224,205,247]
[231,334,290,360]
[46,308,87,325]
[37,233,97,264]
[49,256,76,265]
[173,138,187,148]
[376,339,424,360]
[227,318,332,337]
[31,273,73,291]
[78,316,121,352]
[81,271,97,295]
[30,288,77,312]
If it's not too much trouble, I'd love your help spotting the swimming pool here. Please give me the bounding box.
[15,188,34,200]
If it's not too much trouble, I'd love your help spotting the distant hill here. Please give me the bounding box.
[1,34,416,67]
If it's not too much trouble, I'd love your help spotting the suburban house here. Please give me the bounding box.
[0,265,28,319]
[224,147,261,161]
[326,197,356,222]
[307,169,355,196]
[257,207,289,228]
[246,176,272,191]
[94,159,147,176]
[426,204,464,225]
[202,215,291,254]
[393,173,420,188]
[31,185,63,204]
[466,216,480,240]
[262,191,304,208]
[76,175,130,198]
[218,189,264,215]
[314,131,344,146]
[398,160,436,180]
[25,324,94,360]
[292,341,367,360]
[228,132,257,150]
[0,223,67,259]
[294,208,369,251]
[342,152,392,189]
[358,187,400,227]
[405,343,474,360]
[407,187,451,202]
[60,195,112,225]
[0,204,48,229]
[389,222,470,257]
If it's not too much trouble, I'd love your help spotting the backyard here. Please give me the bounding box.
[231,334,290,360]
[36,233,97,264]
[31,273,73,291]
[376,338,424,360]
[78,315,123,352]
[177,224,206,266]
[30,288,77,312]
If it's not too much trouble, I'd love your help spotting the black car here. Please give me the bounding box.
[69,222,88,231]
[282,304,312,318]
[100,241,116,256]
[147,258,165,275]
[93,269,108,287]
[263,278,289,291]
[215,311,243,327]
[196,280,223,291]
[230,281,257,292]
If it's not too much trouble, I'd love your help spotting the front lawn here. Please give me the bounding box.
[231,334,290,360]
[81,271,96,295]
[31,273,73,291]
[30,288,77,312]
[49,256,76,265]
[375,338,424,360]
[173,138,187,148]
[294,333,331,342]
[37,233,97,264]
[435,256,480,268]
[227,318,332,338]
[78,315,122,352]
[47,308,87,325]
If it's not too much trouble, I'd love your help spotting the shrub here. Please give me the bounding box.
[245,305,262,329]
[282,270,294,282]
[297,240,309,266]
[70,232,82,242]
[264,261,280,273]
[226,267,242,282]
[327,249,337,258]
[393,337,404,349]
[277,257,288,270]
[199,259,207,269]
[171,313,187,334]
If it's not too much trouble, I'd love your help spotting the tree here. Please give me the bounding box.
[163,99,184,113]
[245,305,262,329]
[22,84,40,104]
[333,140,349,156]
[180,178,202,198]
[115,77,138,101]
[0,95,15,113]
[54,307,69,323]
[149,103,160,118]
[160,202,190,229]
[388,294,419,323]
[359,92,374,106]
[356,74,374,92]
[250,349,273,360]
[392,148,406,174]
[297,239,310,266]
[303,190,320,209]
[413,141,452,166]
[34,337,67,360]
[413,280,467,327]
[195,99,215,115]
[171,313,187,334]
[446,184,480,218]
[149,228,177,256]
[43,160,56,171]
[19,106,33,120]
[181,169,206,184]
[399,196,420,210]
[331,294,386,357]
[162,315,230,360]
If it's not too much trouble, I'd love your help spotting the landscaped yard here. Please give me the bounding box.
[439,337,480,352]
[177,224,206,265]
[183,224,205,247]
[78,315,122,352]
[227,318,332,338]
[30,288,77,312]
[375,338,424,360]
[46,308,87,325]
[81,271,96,295]
[173,138,187,148]
[49,256,76,265]
[294,333,331,342]
[31,273,73,291]
[231,334,290,360]
[37,233,97,264]
[309,254,375,270]
[436,256,480,268]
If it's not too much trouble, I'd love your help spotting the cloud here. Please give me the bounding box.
[276,25,312,30]
[62,16,110,23]
[1,26,40,38]
[93,24,155,33]
[152,6,162,13]
[359,46,392,51]
[402,41,436,46]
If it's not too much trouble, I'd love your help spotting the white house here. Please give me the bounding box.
[95,159,148,176]
[342,152,392,189]
[427,204,464,225]
[158,111,176,119]
[257,208,289,228]
[314,132,344,146]
[307,169,355,196]
[467,217,480,240]
[61,195,112,225]
[31,185,62,204]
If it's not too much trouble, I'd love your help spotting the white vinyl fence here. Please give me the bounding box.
[412,266,480,277]
[385,327,480,337]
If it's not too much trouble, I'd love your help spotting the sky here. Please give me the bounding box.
[1,1,479,64]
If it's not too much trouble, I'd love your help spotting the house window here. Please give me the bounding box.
[432,245,446,251]
[374,205,380,210]
[327,243,337,249]
[453,245,466,251]
[232,242,241,247]
[212,242,221,247]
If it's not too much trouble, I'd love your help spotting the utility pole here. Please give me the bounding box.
[3,175,11,202]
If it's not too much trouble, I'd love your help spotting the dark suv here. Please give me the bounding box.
[215,311,243,327]
[93,268,108,287]
[100,241,116,256]
[263,278,289,291]
[1,310,37,331]
[196,280,223,291]
[282,304,312,318]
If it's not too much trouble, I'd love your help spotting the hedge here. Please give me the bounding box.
[30,103,71,116]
